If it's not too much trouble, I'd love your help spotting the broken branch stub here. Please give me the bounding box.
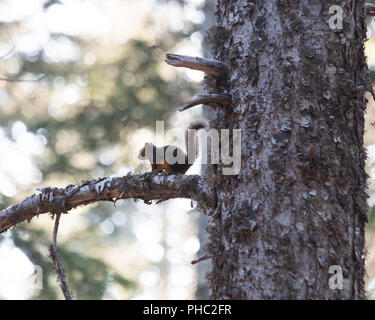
[178,94,231,112]
[165,53,227,77]
[366,3,375,16]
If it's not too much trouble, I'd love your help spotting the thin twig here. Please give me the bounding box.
[0,25,17,59]
[0,74,47,83]
[44,0,62,10]
[191,255,213,265]
[0,43,15,59]
[49,213,73,300]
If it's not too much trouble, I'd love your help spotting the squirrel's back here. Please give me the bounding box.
[138,121,207,174]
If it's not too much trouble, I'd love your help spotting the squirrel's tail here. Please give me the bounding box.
[185,121,207,165]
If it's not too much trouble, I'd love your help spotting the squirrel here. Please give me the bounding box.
[138,122,206,174]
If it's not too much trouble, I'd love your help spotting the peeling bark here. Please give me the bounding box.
[204,0,368,299]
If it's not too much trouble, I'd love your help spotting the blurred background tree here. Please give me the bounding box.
[0,0,208,299]
[2,0,375,300]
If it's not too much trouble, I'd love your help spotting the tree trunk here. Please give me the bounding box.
[195,0,217,300]
[204,0,368,299]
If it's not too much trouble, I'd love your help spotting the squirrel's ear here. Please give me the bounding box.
[138,146,146,159]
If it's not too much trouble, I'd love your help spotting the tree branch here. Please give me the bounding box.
[165,53,227,77]
[49,213,73,300]
[0,74,47,83]
[0,173,212,234]
[352,84,375,101]
[366,3,375,16]
[178,94,231,112]
[0,42,15,59]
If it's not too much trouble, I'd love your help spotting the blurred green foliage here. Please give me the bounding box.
[10,226,135,299]
[0,0,202,299]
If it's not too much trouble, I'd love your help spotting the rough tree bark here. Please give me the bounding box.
[203,0,368,299]
[0,0,370,300]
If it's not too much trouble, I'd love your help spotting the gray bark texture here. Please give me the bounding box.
[203,0,369,299]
